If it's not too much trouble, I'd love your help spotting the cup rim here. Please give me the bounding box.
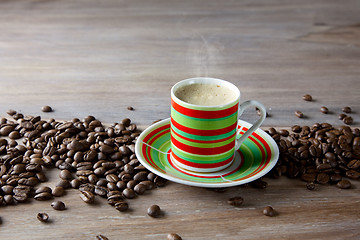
[171,77,240,109]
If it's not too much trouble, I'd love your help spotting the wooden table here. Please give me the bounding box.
[0,0,360,239]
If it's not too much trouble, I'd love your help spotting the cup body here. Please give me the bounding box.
[170,77,240,173]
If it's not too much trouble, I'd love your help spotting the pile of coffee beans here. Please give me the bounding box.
[0,109,166,211]
[266,123,360,189]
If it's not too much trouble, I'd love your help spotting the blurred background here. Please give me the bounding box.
[0,0,359,127]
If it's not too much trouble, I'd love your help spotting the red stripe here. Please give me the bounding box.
[171,117,237,136]
[171,134,235,155]
[171,127,236,144]
[167,149,244,178]
[171,151,234,168]
[171,99,238,119]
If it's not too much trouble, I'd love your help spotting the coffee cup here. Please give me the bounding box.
[170,77,266,173]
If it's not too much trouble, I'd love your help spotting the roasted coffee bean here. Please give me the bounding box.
[96,235,109,240]
[250,179,268,189]
[51,201,66,210]
[154,176,167,187]
[147,204,161,217]
[268,127,277,136]
[316,173,329,184]
[342,106,352,113]
[70,179,81,189]
[306,182,315,190]
[106,174,119,183]
[343,116,353,125]
[134,184,146,195]
[336,179,352,189]
[320,106,329,114]
[301,173,316,182]
[263,206,276,217]
[167,233,182,240]
[339,114,347,120]
[79,190,95,204]
[34,192,53,201]
[330,173,342,183]
[122,188,136,199]
[295,111,304,118]
[116,181,127,190]
[8,131,21,139]
[52,186,65,197]
[42,106,53,112]
[302,94,312,101]
[291,125,301,133]
[346,170,360,179]
[7,109,17,116]
[79,183,95,193]
[94,185,108,197]
[114,201,129,212]
[227,196,244,207]
[59,169,72,180]
[133,171,148,182]
[127,180,137,189]
[347,160,360,170]
[37,213,49,222]
[279,129,289,137]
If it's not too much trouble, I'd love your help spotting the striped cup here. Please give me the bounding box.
[170,77,266,173]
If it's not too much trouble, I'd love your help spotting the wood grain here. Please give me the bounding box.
[0,0,360,239]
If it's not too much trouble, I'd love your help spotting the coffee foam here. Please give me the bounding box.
[175,83,237,106]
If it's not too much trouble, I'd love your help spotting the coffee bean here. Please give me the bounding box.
[342,106,352,113]
[34,192,53,201]
[134,184,146,195]
[336,179,352,189]
[79,190,95,204]
[7,109,17,116]
[320,106,329,114]
[52,186,65,197]
[263,206,276,217]
[8,131,21,139]
[250,179,268,189]
[339,114,347,120]
[343,116,353,125]
[147,204,161,217]
[94,185,108,196]
[127,106,134,111]
[154,176,167,187]
[59,169,72,180]
[227,196,244,207]
[302,94,312,101]
[42,106,53,112]
[70,179,81,189]
[316,173,329,184]
[295,111,304,118]
[96,235,109,240]
[122,188,136,199]
[346,170,360,179]
[167,233,182,240]
[114,201,129,212]
[56,180,71,189]
[306,182,315,190]
[347,160,360,170]
[37,213,49,222]
[51,201,66,210]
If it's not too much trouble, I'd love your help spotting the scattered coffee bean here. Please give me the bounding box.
[35,186,52,194]
[339,113,347,120]
[336,179,352,189]
[52,187,65,197]
[295,111,304,118]
[114,201,129,212]
[6,109,17,116]
[122,188,136,199]
[34,192,53,201]
[320,106,329,114]
[41,106,53,112]
[59,170,72,180]
[37,213,49,222]
[79,190,95,204]
[227,197,244,207]
[342,106,352,113]
[306,182,315,190]
[262,206,276,217]
[51,201,66,210]
[147,204,161,217]
[96,235,109,240]
[343,116,353,125]
[167,233,182,240]
[127,106,134,111]
[302,94,312,101]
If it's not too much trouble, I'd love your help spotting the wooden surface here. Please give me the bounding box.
[0,0,360,239]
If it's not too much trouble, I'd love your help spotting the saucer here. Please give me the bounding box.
[135,118,279,188]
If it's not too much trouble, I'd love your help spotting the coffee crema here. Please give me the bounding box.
[174,83,237,106]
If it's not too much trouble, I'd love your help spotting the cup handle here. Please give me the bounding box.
[235,100,266,150]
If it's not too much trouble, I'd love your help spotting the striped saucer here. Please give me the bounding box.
[135,118,279,188]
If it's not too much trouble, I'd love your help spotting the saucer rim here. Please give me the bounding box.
[135,118,279,188]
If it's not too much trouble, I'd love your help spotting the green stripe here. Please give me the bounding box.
[171,123,236,141]
[171,143,235,163]
[171,108,237,130]
[172,130,235,148]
